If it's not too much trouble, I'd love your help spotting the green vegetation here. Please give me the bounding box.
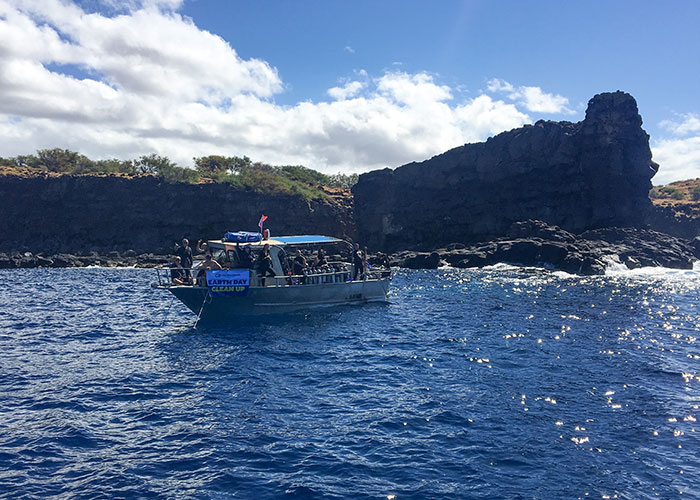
[692,185,700,201]
[649,186,685,200]
[650,179,700,202]
[192,155,358,189]
[0,149,360,200]
[135,154,199,183]
[276,165,359,189]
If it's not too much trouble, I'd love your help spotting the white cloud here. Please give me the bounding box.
[344,45,355,54]
[487,78,575,115]
[486,78,514,93]
[454,95,529,142]
[377,72,452,106]
[652,112,700,184]
[79,0,184,14]
[328,81,365,100]
[659,113,700,136]
[651,137,700,185]
[0,1,540,173]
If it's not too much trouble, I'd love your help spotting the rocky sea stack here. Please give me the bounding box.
[353,91,659,251]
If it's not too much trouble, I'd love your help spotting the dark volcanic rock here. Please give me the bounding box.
[390,220,696,275]
[648,203,700,240]
[0,253,14,269]
[400,251,441,269]
[35,255,54,267]
[353,91,658,252]
[580,227,697,270]
[51,254,83,267]
[0,174,354,255]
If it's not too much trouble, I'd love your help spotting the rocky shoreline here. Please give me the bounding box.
[3,220,698,275]
[0,251,171,269]
[381,221,700,274]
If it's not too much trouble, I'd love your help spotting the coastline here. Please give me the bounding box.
[385,221,700,275]
[4,221,698,276]
[0,251,171,269]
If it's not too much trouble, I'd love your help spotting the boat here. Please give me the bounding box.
[153,233,392,322]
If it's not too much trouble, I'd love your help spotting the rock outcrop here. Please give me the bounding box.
[390,220,698,275]
[0,251,171,269]
[353,91,659,251]
[0,174,354,255]
[648,203,700,240]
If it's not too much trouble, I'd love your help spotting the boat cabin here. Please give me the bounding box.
[203,235,355,286]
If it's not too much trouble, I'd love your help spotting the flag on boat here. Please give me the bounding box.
[258,215,268,231]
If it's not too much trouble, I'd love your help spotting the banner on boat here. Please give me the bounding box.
[206,269,250,297]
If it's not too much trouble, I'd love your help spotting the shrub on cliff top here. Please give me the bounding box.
[2,149,351,200]
[650,186,684,200]
[194,156,358,189]
[194,155,252,176]
[692,186,700,201]
[135,154,200,183]
[278,165,358,188]
[213,162,327,200]
[5,149,137,176]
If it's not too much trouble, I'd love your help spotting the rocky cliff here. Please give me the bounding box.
[0,173,354,255]
[353,91,659,251]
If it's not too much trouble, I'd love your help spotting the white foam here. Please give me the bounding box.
[605,265,700,282]
[552,270,577,279]
[602,254,630,275]
[482,263,521,271]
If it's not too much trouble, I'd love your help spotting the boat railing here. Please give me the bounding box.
[154,263,390,288]
[154,267,198,287]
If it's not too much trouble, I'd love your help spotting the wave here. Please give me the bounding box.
[602,254,700,278]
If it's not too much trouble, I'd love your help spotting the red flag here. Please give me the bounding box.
[258,215,268,230]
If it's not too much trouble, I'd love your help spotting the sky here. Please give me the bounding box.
[0,0,699,184]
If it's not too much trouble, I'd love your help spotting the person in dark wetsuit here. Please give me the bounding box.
[174,238,193,279]
[352,243,365,281]
[292,249,307,283]
[236,244,254,269]
[257,244,276,286]
[166,256,188,285]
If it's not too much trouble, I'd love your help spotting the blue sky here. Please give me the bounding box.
[185,0,697,120]
[1,0,699,183]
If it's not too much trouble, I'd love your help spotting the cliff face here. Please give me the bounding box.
[0,174,354,254]
[353,91,659,251]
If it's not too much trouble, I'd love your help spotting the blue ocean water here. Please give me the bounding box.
[0,265,699,499]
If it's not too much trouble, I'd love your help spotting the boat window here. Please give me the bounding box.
[212,249,226,263]
[225,250,239,267]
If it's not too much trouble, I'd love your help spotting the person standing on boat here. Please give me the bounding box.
[313,248,328,268]
[352,243,365,281]
[174,238,193,279]
[292,249,307,284]
[257,244,276,286]
[196,238,208,254]
[242,245,255,269]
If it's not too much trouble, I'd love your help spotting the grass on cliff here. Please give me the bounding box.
[650,179,700,202]
[0,149,358,201]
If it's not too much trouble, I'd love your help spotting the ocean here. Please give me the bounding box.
[0,265,699,499]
